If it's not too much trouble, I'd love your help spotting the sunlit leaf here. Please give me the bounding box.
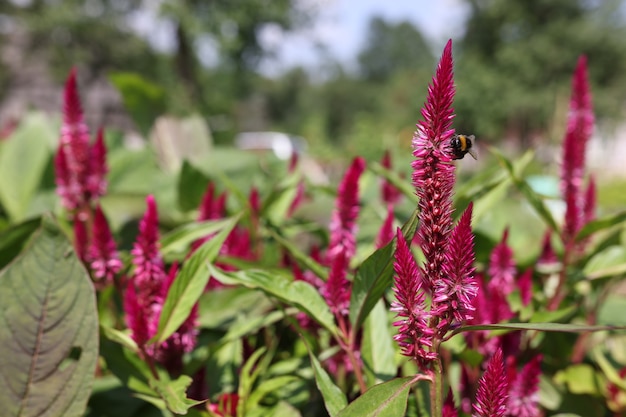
[154,215,239,344]
[336,377,414,417]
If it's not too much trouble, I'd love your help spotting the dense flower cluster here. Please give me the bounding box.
[391,40,477,366]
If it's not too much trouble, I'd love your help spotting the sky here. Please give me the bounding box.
[129,0,471,76]
[258,0,471,75]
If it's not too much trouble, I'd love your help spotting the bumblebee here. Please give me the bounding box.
[450,134,477,160]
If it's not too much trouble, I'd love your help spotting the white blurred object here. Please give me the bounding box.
[235,131,307,160]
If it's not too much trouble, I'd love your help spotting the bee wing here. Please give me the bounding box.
[467,147,478,160]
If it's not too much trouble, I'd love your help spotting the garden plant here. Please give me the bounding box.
[1,39,626,417]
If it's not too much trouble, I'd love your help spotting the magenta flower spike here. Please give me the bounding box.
[391,227,436,365]
[323,157,365,314]
[87,127,108,199]
[88,204,122,285]
[327,157,366,262]
[376,204,395,249]
[561,56,594,243]
[434,203,478,329]
[381,150,402,205]
[582,175,596,226]
[537,231,558,267]
[488,229,516,295]
[473,349,508,417]
[198,183,227,221]
[443,389,459,417]
[73,215,89,263]
[55,69,96,212]
[507,355,542,417]
[518,268,533,306]
[130,195,167,299]
[411,39,457,290]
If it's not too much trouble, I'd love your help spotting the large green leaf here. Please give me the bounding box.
[160,217,240,256]
[305,342,347,417]
[336,377,414,417]
[362,300,396,387]
[576,210,626,242]
[209,265,338,335]
[0,217,41,269]
[454,322,626,336]
[583,246,626,280]
[150,374,204,414]
[153,215,239,345]
[0,215,98,417]
[349,209,419,331]
[0,113,53,221]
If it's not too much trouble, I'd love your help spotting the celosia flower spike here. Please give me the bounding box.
[327,156,366,261]
[434,202,478,329]
[73,215,88,263]
[56,68,92,211]
[561,56,594,242]
[324,157,365,315]
[376,204,395,248]
[473,349,508,417]
[507,355,542,417]
[487,228,516,295]
[411,39,457,289]
[130,195,167,297]
[582,175,596,226]
[87,127,108,199]
[391,228,435,365]
[88,204,122,285]
[381,150,402,205]
[443,389,458,417]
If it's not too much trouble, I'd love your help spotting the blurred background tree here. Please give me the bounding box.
[1,0,626,155]
[455,0,626,147]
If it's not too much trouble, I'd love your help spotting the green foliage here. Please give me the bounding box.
[0,216,98,417]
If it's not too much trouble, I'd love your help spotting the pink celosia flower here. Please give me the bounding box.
[376,204,395,248]
[54,69,107,215]
[391,227,436,365]
[208,393,239,417]
[411,39,457,290]
[582,175,596,227]
[443,389,459,417]
[487,229,516,295]
[433,203,478,330]
[327,157,365,261]
[506,355,542,417]
[537,231,558,267]
[323,157,365,314]
[561,56,594,243]
[518,268,533,306]
[88,204,122,285]
[73,215,89,263]
[198,183,227,221]
[130,195,167,297]
[125,196,198,374]
[381,150,402,205]
[473,349,508,417]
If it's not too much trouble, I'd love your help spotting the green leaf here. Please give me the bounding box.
[490,147,559,231]
[209,265,338,335]
[100,332,155,397]
[266,226,328,280]
[0,113,53,221]
[150,374,204,414]
[261,173,302,226]
[306,343,347,417]
[100,325,139,353]
[160,217,240,256]
[246,376,300,411]
[177,160,211,212]
[554,364,603,395]
[0,215,98,417]
[576,210,626,242]
[336,377,414,417]
[153,215,239,344]
[583,246,626,280]
[349,209,419,331]
[456,322,626,336]
[0,217,40,269]
[362,300,396,387]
